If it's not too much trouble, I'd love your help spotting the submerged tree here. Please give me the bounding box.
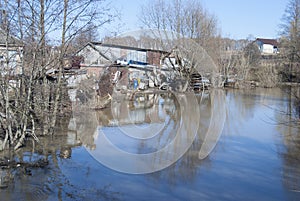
[279,0,300,122]
[0,0,115,150]
[278,0,300,191]
[280,0,300,82]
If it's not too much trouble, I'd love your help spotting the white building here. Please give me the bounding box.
[76,42,153,67]
[76,42,166,77]
[255,38,278,54]
[0,29,23,75]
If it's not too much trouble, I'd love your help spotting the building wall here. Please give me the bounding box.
[147,51,162,66]
[262,44,275,54]
[81,66,106,77]
[78,43,167,67]
[127,50,147,63]
[256,39,278,54]
[0,46,23,75]
[97,46,121,61]
[77,45,110,66]
[95,45,147,63]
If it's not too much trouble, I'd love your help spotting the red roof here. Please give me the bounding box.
[256,38,278,46]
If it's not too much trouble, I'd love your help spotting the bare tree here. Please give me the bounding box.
[280,0,300,82]
[0,0,115,150]
[140,0,219,45]
[70,23,99,52]
[139,0,220,88]
[274,2,300,180]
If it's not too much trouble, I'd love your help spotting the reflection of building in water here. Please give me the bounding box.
[70,109,99,149]
[89,91,218,174]
[68,92,179,150]
[110,93,177,126]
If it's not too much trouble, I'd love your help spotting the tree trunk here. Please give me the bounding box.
[50,0,68,134]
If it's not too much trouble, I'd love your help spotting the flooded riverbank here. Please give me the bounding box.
[0,88,300,201]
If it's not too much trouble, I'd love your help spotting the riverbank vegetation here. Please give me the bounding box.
[0,0,299,194]
[0,0,115,151]
[133,0,298,89]
[0,0,299,152]
[137,0,300,126]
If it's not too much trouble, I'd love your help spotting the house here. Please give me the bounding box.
[0,29,23,75]
[76,42,167,77]
[255,38,279,54]
[76,42,212,91]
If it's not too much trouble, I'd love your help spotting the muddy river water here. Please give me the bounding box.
[0,88,300,201]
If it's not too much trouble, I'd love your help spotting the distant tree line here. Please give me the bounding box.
[138,0,300,88]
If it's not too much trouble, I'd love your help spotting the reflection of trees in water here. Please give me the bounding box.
[281,136,300,192]
[284,86,300,125]
[72,109,99,150]
[136,93,180,154]
[73,92,183,155]
[275,87,299,125]
[112,93,181,154]
[0,134,72,199]
[274,87,300,192]
[145,92,215,184]
[269,87,300,130]
[78,90,225,177]
[111,93,174,125]
[0,132,121,201]
[278,120,300,192]
[223,88,285,137]
[222,88,300,192]
[226,89,256,121]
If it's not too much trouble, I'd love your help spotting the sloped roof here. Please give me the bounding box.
[0,28,23,46]
[76,41,169,62]
[89,42,168,53]
[256,38,278,46]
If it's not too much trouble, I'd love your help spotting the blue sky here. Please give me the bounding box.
[108,0,289,40]
[201,0,288,39]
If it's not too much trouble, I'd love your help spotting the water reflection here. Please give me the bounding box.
[223,88,300,200]
[72,90,226,174]
[1,88,300,200]
[0,129,121,201]
[273,87,300,195]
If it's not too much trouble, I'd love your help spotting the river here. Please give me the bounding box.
[0,88,299,201]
